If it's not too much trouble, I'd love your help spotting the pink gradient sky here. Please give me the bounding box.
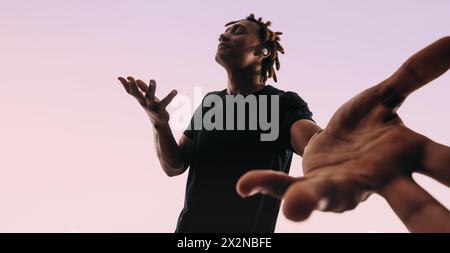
[1,0,449,232]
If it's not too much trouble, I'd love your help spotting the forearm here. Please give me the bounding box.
[387,36,450,97]
[290,119,323,157]
[153,123,187,177]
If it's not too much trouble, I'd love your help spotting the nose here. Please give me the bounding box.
[219,33,230,42]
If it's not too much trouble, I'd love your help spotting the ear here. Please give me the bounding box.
[260,48,271,58]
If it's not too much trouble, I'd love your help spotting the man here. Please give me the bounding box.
[118,14,321,232]
[119,13,450,232]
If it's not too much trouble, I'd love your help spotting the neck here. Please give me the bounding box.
[226,65,265,95]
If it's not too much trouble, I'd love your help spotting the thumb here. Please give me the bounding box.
[282,178,330,222]
[236,170,298,199]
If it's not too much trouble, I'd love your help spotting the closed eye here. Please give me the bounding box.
[234,27,245,34]
[225,24,248,35]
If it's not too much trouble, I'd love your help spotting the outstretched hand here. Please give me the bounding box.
[118,76,177,127]
[237,37,450,232]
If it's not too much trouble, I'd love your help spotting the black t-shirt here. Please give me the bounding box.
[176,85,314,233]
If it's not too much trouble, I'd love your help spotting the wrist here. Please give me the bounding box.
[307,129,324,146]
[151,119,170,131]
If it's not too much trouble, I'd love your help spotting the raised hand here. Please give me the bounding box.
[118,76,177,127]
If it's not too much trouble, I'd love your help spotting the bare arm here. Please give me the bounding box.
[153,124,192,177]
[290,119,322,156]
[118,76,190,177]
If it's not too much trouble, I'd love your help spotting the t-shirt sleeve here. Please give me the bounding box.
[183,102,204,140]
[183,115,195,140]
[279,92,315,151]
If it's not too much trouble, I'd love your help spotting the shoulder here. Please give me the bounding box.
[265,85,309,105]
[203,89,227,99]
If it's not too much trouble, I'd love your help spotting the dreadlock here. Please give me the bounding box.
[225,13,285,83]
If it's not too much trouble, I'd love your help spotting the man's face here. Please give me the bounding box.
[215,20,265,70]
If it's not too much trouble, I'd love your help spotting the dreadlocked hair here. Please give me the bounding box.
[225,13,285,83]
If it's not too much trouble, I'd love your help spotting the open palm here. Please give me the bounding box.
[296,84,426,216]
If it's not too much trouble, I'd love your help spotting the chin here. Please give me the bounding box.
[215,53,228,68]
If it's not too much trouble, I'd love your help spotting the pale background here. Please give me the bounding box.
[1,0,449,232]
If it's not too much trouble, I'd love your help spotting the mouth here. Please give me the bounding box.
[218,42,231,49]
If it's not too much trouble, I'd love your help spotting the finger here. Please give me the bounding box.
[160,90,178,107]
[145,79,156,102]
[421,140,450,187]
[282,175,371,222]
[127,76,145,105]
[236,170,298,198]
[330,84,405,131]
[329,37,450,132]
[327,84,391,131]
[386,37,450,99]
[367,86,406,124]
[127,76,138,95]
[118,77,130,93]
[281,178,332,221]
[379,176,450,232]
[136,79,148,93]
[378,86,406,111]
